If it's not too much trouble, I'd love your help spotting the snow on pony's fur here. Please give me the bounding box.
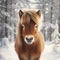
[15,9,44,60]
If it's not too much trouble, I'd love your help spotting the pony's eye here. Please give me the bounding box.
[35,24,38,29]
[21,24,25,30]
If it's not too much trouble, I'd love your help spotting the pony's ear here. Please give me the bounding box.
[36,10,41,17]
[19,10,23,18]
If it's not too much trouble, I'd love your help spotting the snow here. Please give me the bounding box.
[0,37,9,48]
[41,43,60,60]
[1,10,10,17]
[0,42,19,60]
[0,42,60,60]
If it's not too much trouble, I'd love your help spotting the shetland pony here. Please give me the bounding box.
[15,10,44,60]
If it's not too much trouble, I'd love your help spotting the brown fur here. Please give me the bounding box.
[15,10,44,60]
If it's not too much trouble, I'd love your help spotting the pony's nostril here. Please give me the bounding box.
[26,37,29,41]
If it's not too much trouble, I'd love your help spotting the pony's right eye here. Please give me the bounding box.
[21,24,25,30]
[35,24,38,29]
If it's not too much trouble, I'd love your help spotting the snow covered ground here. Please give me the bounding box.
[41,42,60,60]
[0,42,60,60]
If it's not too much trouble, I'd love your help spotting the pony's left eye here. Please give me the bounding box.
[21,24,25,30]
[35,24,38,29]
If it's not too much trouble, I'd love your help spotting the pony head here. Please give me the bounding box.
[18,10,43,45]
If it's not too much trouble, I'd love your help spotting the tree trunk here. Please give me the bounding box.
[5,0,8,37]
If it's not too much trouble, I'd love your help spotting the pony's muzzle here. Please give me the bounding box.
[26,37,33,42]
[25,35,34,44]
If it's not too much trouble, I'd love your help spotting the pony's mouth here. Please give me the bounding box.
[24,35,34,45]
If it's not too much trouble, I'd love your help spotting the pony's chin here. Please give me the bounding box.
[25,42,34,45]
